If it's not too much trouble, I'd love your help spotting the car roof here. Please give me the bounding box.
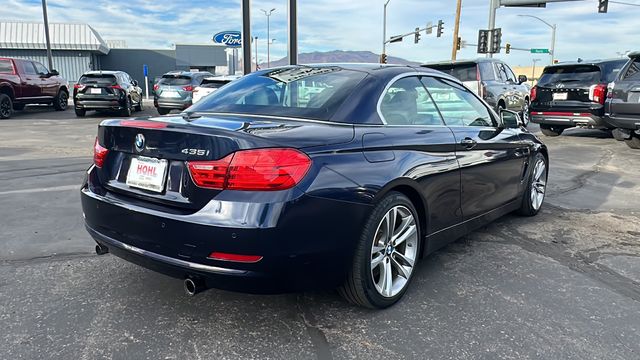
[421,58,499,67]
[256,63,449,76]
[202,75,241,81]
[545,58,627,68]
[163,70,212,77]
[82,70,122,75]
[627,51,640,58]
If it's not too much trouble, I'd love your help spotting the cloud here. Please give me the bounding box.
[2,0,639,65]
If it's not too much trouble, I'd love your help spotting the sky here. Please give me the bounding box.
[2,0,639,67]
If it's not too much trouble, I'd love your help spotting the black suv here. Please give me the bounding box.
[153,71,213,115]
[422,58,530,123]
[74,71,143,117]
[529,59,627,137]
[605,52,640,149]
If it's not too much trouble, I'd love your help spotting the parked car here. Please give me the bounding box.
[0,57,69,119]
[422,58,530,124]
[192,75,241,104]
[605,52,640,149]
[81,64,547,309]
[73,71,143,117]
[529,59,627,137]
[153,71,213,115]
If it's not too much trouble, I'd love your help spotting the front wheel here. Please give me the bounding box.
[157,107,170,115]
[0,94,13,119]
[517,153,548,216]
[120,97,132,117]
[134,98,143,112]
[75,108,86,117]
[53,90,68,111]
[520,101,530,127]
[625,134,640,149]
[339,192,421,309]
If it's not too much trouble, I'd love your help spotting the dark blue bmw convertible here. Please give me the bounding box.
[81,64,548,308]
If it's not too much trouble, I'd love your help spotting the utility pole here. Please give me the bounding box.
[242,0,252,74]
[382,0,391,62]
[261,8,275,68]
[532,58,541,85]
[254,37,259,71]
[41,0,54,71]
[451,0,463,60]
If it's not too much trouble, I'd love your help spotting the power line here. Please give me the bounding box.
[609,0,640,6]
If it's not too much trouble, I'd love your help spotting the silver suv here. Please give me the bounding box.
[153,71,213,115]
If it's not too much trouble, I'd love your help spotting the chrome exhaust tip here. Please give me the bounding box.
[184,278,205,296]
[95,243,109,255]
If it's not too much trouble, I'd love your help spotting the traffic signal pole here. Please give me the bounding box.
[451,0,463,60]
[487,0,497,58]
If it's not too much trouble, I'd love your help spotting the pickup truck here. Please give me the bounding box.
[0,57,70,119]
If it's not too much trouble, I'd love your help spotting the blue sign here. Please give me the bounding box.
[143,64,148,77]
[213,31,242,48]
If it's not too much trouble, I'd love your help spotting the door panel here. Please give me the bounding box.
[15,61,41,98]
[33,62,57,98]
[610,57,640,120]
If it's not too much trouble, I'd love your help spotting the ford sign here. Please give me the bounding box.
[213,31,242,48]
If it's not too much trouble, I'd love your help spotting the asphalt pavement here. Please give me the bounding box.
[1,105,639,360]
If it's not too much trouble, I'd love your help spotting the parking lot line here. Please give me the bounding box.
[0,184,78,196]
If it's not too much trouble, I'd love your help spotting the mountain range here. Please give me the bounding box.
[260,50,420,68]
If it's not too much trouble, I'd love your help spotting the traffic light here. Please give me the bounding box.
[598,0,608,13]
[380,53,387,64]
[505,43,511,54]
[414,27,421,44]
[477,30,489,54]
[491,28,502,54]
[437,20,444,38]
[456,37,462,51]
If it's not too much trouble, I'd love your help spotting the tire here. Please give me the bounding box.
[540,124,565,137]
[625,134,640,149]
[135,98,143,112]
[0,93,13,119]
[13,103,26,111]
[121,97,132,117]
[516,153,548,216]
[75,108,86,117]
[53,90,68,111]
[520,100,530,127]
[157,107,170,115]
[338,192,421,309]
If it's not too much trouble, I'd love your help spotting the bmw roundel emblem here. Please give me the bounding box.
[135,133,145,152]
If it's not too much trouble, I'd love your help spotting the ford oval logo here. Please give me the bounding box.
[135,134,145,152]
[213,31,242,48]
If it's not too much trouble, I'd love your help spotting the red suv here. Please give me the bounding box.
[0,57,70,119]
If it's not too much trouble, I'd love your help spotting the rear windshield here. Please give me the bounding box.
[159,75,192,86]
[189,66,368,121]
[79,74,117,86]
[0,59,13,73]
[538,66,601,87]
[200,80,229,89]
[600,60,627,82]
[424,63,477,82]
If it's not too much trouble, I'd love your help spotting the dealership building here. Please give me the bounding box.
[0,21,230,85]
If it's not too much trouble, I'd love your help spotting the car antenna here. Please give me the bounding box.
[182,111,201,122]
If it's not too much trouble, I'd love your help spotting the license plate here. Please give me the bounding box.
[126,156,168,193]
[90,88,102,94]
[553,92,568,101]
[163,90,180,98]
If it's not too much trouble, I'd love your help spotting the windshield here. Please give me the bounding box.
[79,74,117,86]
[600,60,627,82]
[538,65,602,87]
[189,66,368,121]
[424,63,477,82]
[200,80,229,89]
[159,75,192,86]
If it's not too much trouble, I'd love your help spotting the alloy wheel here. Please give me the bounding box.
[370,205,418,298]
[530,158,547,210]
[59,92,68,108]
[0,98,10,118]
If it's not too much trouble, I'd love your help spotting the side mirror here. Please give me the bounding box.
[132,80,139,87]
[518,75,528,84]
[500,109,524,129]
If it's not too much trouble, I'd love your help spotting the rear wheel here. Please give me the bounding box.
[517,153,548,216]
[157,107,170,115]
[135,98,143,112]
[75,108,86,117]
[53,90,68,111]
[339,192,421,309]
[0,94,13,119]
[121,97,132,117]
[520,100,530,127]
[540,124,565,137]
[625,134,640,149]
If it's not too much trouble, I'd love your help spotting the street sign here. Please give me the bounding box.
[213,31,242,47]
[531,48,550,54]
[426,22,433,34]
[143,64,148,77]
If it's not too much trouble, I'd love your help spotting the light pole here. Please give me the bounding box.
[254,36,259,71]
[261,8,276,68]
[41,0,54,71]
[518,14,556,65]
[382,0,391,58]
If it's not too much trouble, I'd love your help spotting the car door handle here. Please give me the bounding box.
[460,138,477,149]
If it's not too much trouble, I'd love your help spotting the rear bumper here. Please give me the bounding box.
[603,115,640,131]
[80,168,370,293]
[530,111,607,128]
[75,98,125,110]
[154,97,191,110]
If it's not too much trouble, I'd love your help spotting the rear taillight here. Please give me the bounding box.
[74,84,85,91]
[183,85,194,92]
[208,252,263,263]
[589,84,607,105]
[607,82,615,99]
[187,148,312,191]
[153,84,159,91]
[110,84,122,90]
[530,86,537,102]
[93,137,108,168]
